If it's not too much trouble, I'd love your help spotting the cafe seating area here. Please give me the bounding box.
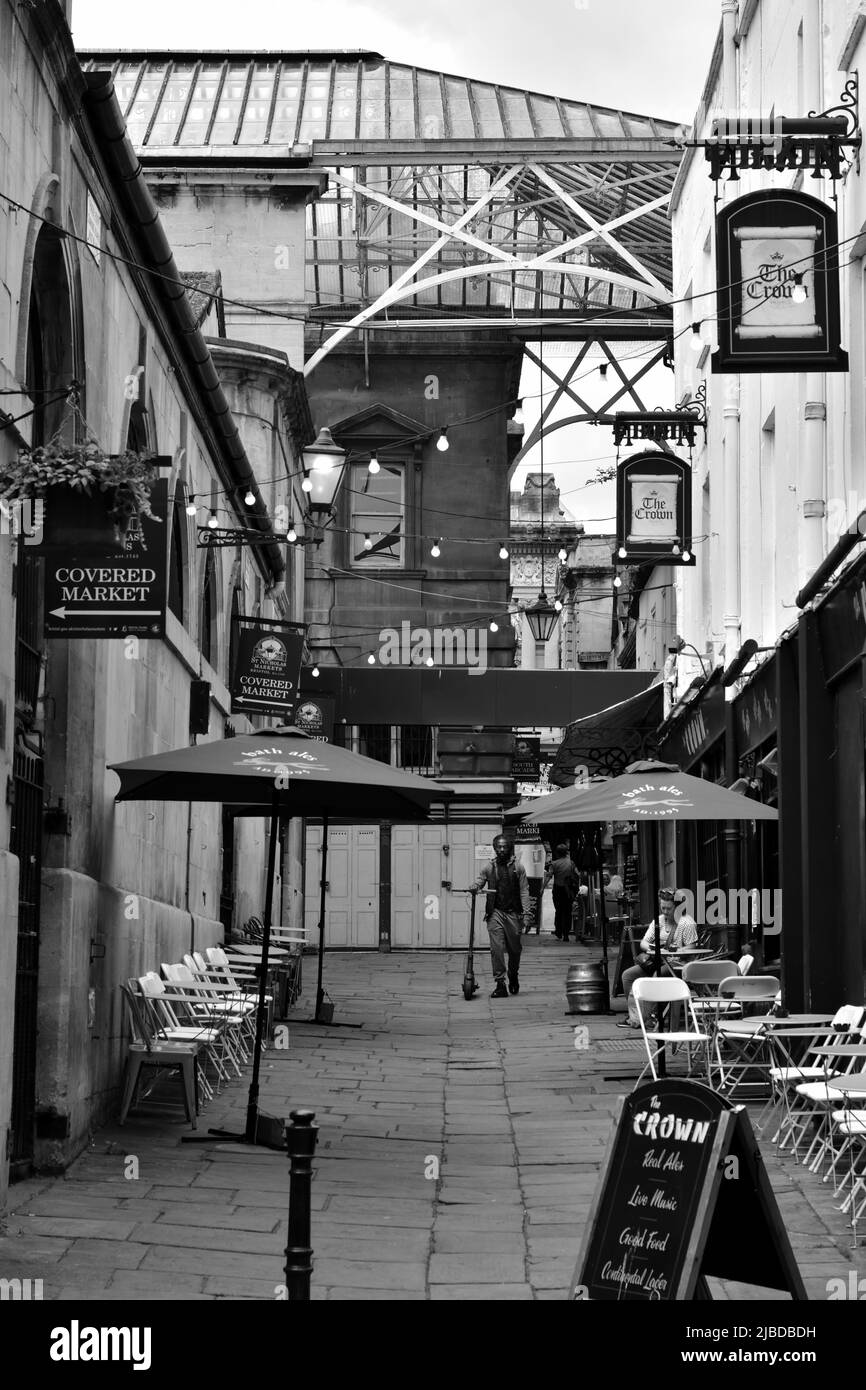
[118,935,308,1128]
[626,963,866,1244]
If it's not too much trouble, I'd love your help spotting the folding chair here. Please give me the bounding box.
[138,972,236,1085]
[786,1026,866,1172]
[828,1109,866,1244]
[712,976,781,1098]
[162,962,255,1062]
[118,982,201,1127]
[631,977,711,1084]
[762,1005,866,1142]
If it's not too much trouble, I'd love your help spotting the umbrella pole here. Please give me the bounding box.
[314,815,328,1023]
[652,822,666,1078]
[244,797,280,1143]
[595,826,612,1013]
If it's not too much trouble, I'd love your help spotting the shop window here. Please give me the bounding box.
[399,725,433,771]
[26,224,76,445]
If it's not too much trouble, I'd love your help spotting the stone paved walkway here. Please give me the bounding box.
[1,933,863,1300]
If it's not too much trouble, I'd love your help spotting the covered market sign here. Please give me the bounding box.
[712,189,848,374]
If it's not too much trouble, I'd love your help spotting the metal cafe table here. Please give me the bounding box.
[715,1012,836,1099]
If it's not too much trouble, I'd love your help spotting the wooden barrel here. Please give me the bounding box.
[566,962,607,1014]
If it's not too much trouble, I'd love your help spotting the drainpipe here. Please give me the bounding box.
[721,0,738,111]
[722,375,742,942]
[801,0,827,584]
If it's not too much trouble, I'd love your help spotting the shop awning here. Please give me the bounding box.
[549,678,664,786]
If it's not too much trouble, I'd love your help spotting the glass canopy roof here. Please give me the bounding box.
[78,51,680,323]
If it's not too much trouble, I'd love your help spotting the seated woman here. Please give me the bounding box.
[617,889,698,1028]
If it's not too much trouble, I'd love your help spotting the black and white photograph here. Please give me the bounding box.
[0,0,865,1358]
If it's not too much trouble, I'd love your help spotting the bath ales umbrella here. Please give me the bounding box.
[109,727,447,1146]
[506,761,778,993]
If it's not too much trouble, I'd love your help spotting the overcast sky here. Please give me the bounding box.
[71,0,719,124]
[71,0,715,530]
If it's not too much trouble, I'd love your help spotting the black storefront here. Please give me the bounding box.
[732,653,780,970]
[656,670,731,937]
[779,551,866,1011]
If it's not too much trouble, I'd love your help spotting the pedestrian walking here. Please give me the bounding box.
[544,842,580,940]
[472,834,532,997]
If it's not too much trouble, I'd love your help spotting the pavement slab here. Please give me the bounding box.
[0,936,863,1304]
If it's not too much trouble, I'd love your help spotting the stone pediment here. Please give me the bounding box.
[329,404,430,450]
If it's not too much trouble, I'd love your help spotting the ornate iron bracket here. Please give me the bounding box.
[197,526,319,549]
[701,74,861,182]
[611,394,706,450]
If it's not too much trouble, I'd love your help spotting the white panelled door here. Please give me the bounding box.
[391,822,501,947]
[304,824,379,948]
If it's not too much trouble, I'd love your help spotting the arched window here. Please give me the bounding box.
[200,545,218,667]
[228,585,242,687]
[168,485,187,626]
[26,225,75,444]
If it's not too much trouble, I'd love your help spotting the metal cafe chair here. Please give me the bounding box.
[118,982,202,1127]
[712,976,781,1098]
[760,1005,866,1141]
[631,977,711,1084]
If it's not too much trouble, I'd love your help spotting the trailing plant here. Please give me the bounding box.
[0,441,162,543]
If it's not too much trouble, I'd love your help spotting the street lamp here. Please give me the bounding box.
[525,591,559,644]
[301,427,349,518]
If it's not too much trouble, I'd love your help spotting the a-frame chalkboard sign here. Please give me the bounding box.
[569,1079,806,1300]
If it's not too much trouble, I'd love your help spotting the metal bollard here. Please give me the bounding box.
[284,1109,318,1300]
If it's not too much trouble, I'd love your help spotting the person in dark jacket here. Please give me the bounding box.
[544,843,580,940]
[472,835,532,997]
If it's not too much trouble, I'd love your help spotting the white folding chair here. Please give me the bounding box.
[162,962,254,1062]
[631,977,711,1084]
[763,1005,866,1142]
[712,976,781,1097]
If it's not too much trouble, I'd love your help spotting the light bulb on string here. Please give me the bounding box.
[499,543,509,559]
[367,653,376,665]
[672,543,681,556]
[311,666,320,678]
[430,539,441,558]
[287,521,298,543]
[301,474,313,493]
[618,546,627,559]
[363,534,373,551]
[682,549,692,562]
[186,495,198,517]
[558,547,567,562]
[613,574,622,589]
[791,274,807,304]
[244,488,255,506]
[554,598,563,612]
[689,322,704,353]
[489,620,499,632]
[368,453,380,474]
[207,511,219,530]
[425,656,434,667]
[598,362,608,380]
[436,429,449,452]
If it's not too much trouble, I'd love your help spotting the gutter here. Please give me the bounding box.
[82,70,285,583]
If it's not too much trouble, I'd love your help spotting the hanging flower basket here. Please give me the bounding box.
[0,442,162,548]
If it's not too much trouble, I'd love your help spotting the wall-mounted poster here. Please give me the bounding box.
[712,189,848,374]
[615,451,694,567]
[512,736,541,779]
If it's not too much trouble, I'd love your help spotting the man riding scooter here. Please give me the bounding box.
[472,835,532,997]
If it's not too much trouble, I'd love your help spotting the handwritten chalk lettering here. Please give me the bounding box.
[632,1111,711,1143]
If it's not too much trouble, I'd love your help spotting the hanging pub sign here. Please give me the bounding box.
[294,691,335,743]
[615,451,694,568]
[712,189,848,374]
[230,617,306,721]
[43,479,169,639]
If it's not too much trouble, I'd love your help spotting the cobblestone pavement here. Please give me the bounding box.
[1,933,864,1301]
